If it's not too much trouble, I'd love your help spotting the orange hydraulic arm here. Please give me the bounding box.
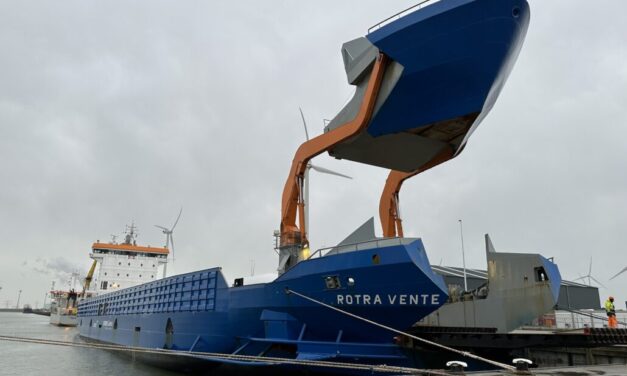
[280,53,388,248]
[379,147,455,238]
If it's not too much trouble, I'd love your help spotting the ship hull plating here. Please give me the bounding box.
[78,239,446,367]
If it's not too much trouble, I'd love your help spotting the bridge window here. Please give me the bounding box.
[534,267,548,282]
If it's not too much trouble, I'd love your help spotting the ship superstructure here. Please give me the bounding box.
[88,224,169,295]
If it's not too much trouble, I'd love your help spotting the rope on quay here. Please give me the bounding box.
[0,334,453,376]
[285,288,516,372]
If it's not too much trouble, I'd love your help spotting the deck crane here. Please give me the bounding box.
[278,54,388,274]
[278,2,528,271]
[379,147,454,238]
[81,260,97,297]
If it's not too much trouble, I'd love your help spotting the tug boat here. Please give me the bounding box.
[49,290,78,327]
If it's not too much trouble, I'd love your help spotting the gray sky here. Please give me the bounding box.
[1,1,626,309]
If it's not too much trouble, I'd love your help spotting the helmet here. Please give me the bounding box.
[609,296,614,301]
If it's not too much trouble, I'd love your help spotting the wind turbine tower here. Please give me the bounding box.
[155,208,183,262]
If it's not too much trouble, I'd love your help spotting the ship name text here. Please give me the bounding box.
[336,293,440,306]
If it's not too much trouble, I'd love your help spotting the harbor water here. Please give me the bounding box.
[0,313,181,376]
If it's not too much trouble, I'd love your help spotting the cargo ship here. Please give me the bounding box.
[78,0,531,371]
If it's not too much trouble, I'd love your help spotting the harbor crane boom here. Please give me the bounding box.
[81,260,97,297]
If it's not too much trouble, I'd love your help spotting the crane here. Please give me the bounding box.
[278,54,388,273]
[81,260,97,297]
[379,147,454,237]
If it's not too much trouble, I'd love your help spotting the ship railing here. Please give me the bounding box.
[368,0,441,34]
[308,237,415,259]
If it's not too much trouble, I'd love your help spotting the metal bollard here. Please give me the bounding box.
[446,360,468,373]
[512,358,533,372]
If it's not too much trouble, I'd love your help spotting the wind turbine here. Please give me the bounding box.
[299,108,352,239]
[610,266,627,281]
[155,208,183,260]
[573,257,606,288]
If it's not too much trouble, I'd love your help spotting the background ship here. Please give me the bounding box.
[49,290,78,327]
[78,0,533,371]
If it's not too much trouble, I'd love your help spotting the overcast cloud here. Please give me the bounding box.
[1,1,626,309]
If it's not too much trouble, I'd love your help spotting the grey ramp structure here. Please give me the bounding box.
[417,234,562,333]
[324,37,463,172]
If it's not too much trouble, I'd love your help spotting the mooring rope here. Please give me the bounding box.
[0,334,453,376]
[285,288,516,372]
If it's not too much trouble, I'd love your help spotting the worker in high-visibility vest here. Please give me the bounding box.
[605,296,617,328]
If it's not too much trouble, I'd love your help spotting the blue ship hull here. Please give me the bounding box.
[78,239,447,369]
[366,0,529,144]
[326,0,530,172]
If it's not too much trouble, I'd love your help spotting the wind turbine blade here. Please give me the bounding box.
[155,225,169,231]
[610,267,627,281]
[589,276,606,289]
[169,235,175,258]
[588,257,592,276]
[171,207,183,230]
[310,164,352,179]
[572,276,587,282]
[299,107,309,141]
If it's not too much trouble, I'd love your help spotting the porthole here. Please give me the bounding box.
[512,7,520,18]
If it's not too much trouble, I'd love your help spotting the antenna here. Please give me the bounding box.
[155,207,183,260]
[124,222,138,245]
